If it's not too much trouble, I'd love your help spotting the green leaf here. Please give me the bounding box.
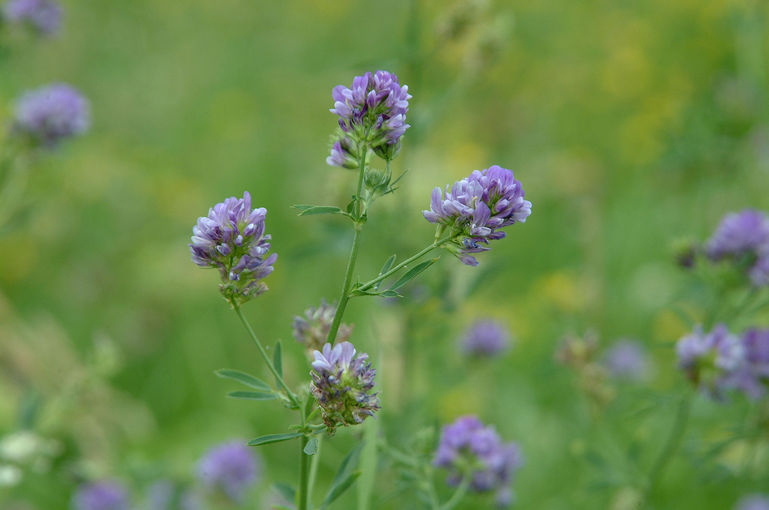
[215,369,271,392]
[273,341,283,383]
[321,471,361,509]
[331,443,364,487]
[303,437,319,455]
[273,482,296,504]
[248,432,304,446]
[388,259,437,291]
[296,205,345,216]
[228,391,277,400]
[375,254,397,290]
[379,290,402,298]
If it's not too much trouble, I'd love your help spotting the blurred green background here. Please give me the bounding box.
[1,0,768,508]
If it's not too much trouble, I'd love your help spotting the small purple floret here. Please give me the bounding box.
[197,441,259,503]
[461,319,510,357]
[424,165,531,265]
[311,341,380,430]
[434,416,523,507]
[676,325,745,399]
[706,209,769,287]
[189,192,276,302]
[328,70,411,162]
[2,0,62,35]
[13,83,89,147]
[736,495,769,510]
[603,339,650,381]
[73,481,131,510]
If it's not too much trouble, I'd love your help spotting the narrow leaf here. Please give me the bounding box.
[298,206,345,216]
[375,254,397,290]
[292,204,316,211]
[248,432,303,446]
[215,369,271,391]
[379,290,402,298]
[273,482,296,504]
[322,471,361,509]
[388,259,436,291]
[331,443,364,487]
[303,437,319,456]
[228,391,277,401]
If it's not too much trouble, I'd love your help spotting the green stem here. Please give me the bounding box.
[230,301,300,408]
[356,234,453,293]
[439,475,471,510]
[645,395,691,500]
[299,436,311,510]
[326,147,369,344]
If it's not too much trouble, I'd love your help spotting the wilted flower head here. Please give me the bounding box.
[706,209,769,287]
[73,481,131,510]
[676,325,745,398]
[736,495,769,510]
[2,0,62,35]
[310,341,380,431]
[460,319,510,357]
[424,165,531,265]
[13,83,89,147]
[189,192,276,303]
[292,299,353,351]
[197,441,259,503]
[434,416,523,506]
[603,339,650,381]
[328,70,411,162]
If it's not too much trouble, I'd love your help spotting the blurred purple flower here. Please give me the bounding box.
[2,0,61,35]
[190,191,276,303]
[329,70,411,161]
[434,416,523,506]
[293,299,353,351]
[460,319,510,357]
[736,495,769,510]
[197,441,259,503]
[706,209,769,287]
[311,341,380,430]
[676,324,745,398]
[424,165,531,265]
[603,339,650,381]
[13,83,89,147]
[729,328,769,400]
[73,481,131,510]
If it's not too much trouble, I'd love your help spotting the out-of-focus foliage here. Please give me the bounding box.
[1,0,768,508]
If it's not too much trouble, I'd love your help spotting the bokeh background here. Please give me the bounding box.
[1,0,768,508]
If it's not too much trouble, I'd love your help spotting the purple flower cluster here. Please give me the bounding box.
[328,70,411,164]
[13,83,90,147]
[310,341,380,431]
[2,0,62,35]
[736,495,769,510]
[292,299,353,351]
[603,339,650,381]
[72,481,131,510]
[197,441,260,503]
[706,209,769,287]
[424,165,532,265]
[460,319,510,357]
[190,192,276,303]
[676,325,769,400]
[434,416,523,507]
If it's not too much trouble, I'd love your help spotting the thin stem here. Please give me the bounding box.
[645,395,691,500]
[230,301,300,408]
[356,234,453,293]
[439,475,471,510]
[326,147,369,344]
[299,436,311,510]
